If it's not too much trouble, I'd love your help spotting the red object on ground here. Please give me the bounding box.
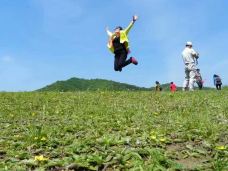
[170,83,177,92]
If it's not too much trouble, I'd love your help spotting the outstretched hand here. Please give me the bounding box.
[133,15,138,22]
[106,26,113,37]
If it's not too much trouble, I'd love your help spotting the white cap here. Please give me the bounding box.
[186,41,193,46]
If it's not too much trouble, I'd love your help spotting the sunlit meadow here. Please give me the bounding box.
[0,90,227,170]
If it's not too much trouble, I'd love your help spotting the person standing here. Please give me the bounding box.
[170,82,177,92]
[182,41,199,91]
[106,15,138,72]
[155,81,162,91]
[195,69,203,90]
[213,74,222,90]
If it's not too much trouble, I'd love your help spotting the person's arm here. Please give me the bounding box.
[107,32,118,49]
[191,49,199,58]
[125,15,138,35]
[108,36,114,48]
[191,49,199,64]
[106,27,113,37]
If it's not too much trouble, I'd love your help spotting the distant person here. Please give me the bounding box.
[170,82,177,92]
[182,41,199,91]
[155,81,162,91]
[106,15,138,72]
[213,74,222,90]
[195,69,203,90]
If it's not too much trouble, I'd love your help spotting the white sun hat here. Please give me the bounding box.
[186,41,193,46]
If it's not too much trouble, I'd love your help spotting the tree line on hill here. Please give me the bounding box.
[37,77,214,92]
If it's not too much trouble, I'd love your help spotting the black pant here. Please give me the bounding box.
[114,50,131,71]
[196,81,203,90]
[216,84,222,90]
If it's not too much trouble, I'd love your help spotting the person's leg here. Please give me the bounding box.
[198,79,203,90]
[114,53,122,72]
[130,57,138,65]
[189,70,196,91]
[115,50,138,71]
[199,83,203,90]
[197,81,201,90]
[189,64,196,91]
[219,84,222,90]
[216,84,219,90]
[183,67,190,91]
[118,50,131,69]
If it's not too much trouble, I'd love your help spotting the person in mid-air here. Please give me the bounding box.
[182,41,199,91]
[106,15,138,72]
[170,82,177,92]
[155,81,162,91]
[213,74,222,90]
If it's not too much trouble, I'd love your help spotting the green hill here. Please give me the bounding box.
[37,77,149,92]
[37,77,214,92]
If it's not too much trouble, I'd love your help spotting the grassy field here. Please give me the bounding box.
[0,90,227,170]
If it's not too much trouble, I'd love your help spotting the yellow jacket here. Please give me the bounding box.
[107,21,134,53]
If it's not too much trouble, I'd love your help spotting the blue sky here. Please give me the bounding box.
[0,0,227,91]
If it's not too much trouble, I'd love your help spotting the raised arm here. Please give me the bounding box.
[106,27,113,37]
[108,36,113,48]
[125,15,138,35]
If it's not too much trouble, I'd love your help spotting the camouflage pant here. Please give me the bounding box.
[183,63,197,91]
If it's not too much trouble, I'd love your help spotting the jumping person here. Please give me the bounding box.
[106,15,138,72]
[182,41,199,91]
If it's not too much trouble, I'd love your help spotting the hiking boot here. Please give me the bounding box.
[131,57,138,65]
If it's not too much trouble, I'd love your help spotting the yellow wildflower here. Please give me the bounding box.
[34,137,38,140]
[215,146,226,150]
[41,137,47,141]
[34,155,48,161]
[14,135,20,138]
[150,135,157,140]
[159,138,166,142]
